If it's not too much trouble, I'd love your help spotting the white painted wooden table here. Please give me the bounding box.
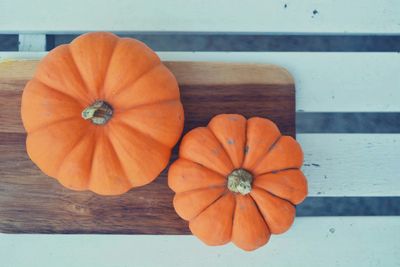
[0,1,399,266]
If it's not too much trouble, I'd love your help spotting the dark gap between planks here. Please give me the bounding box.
[297,197,400,216]
[1,34,399,51]
[0,34,19,51]
[46,34,400,52]
[296,112,400,133]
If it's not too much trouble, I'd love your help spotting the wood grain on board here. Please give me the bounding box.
[0,60,295,234]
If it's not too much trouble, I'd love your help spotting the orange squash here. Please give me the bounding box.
[21,32,184,195]
[168,114,307,251]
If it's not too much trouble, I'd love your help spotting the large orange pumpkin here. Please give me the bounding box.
[168,114,307,251]
[21,32,184,195]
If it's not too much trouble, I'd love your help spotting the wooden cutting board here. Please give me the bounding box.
[0,60,295,234]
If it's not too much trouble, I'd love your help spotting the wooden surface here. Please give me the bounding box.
[1,0,399,34]
[1,0,399,264]
[2,217,400,267]
[0,60,295,234]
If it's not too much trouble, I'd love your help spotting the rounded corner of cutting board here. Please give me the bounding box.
[263,63,295,85]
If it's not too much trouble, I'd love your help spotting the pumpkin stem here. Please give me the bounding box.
[81,100,113,125]
[227,169,253,195]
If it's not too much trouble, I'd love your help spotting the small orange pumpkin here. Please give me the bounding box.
[21,32,184,195]
[168,114,307,251]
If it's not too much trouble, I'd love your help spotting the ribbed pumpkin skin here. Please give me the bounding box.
[21,32,184,195]
[168,114,307,251]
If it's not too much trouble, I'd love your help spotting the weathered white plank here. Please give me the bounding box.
[18,34,46,51]
[1,217,399,267]
[159,52,400,112]
[1,52,400,112]
[299,134,400,197]
[0,0,399,34]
